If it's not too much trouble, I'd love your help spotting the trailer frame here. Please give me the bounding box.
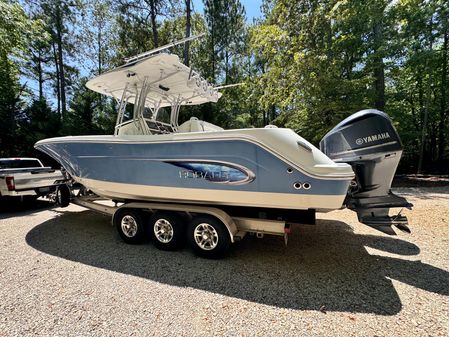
[71,194,292,258]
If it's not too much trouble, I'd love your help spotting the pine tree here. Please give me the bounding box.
[79,0,114,75]
[17,99,61,155]
[38,0,79,120]
[0,1,43,156]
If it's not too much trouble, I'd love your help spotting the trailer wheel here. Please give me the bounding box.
[150,211,185,250]
[114,209,147,244]
[187,215,231,259]
[56,184,70,207]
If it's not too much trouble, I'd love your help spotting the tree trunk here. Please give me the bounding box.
[55,4,66,120]
[0,55,16,155]
[417,73,424,116]
[373,60,385,110]
[438,31,448,162]
[37,49,44,101]
[149,0,158,48]
[225,50,229,84]
[430,125,437,162]
[270,105,276,123]
[98,24,102,74]
[418,18,434,174]
[373,22,385,111]
[52,42,61,116]
[211,21,215,82]
[184,0,191,66]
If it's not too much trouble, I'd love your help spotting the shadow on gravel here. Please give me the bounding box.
[394,187,449,200]
[25,210,449,315]
[0,198,54,220]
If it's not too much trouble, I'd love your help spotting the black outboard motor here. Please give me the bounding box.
[320,109,413,234]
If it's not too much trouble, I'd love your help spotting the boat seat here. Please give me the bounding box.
[117,121,145,135]
[178,117,223,133]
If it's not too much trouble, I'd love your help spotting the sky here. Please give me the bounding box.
[192,0,263,22]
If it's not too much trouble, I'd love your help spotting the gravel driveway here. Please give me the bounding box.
[0,188,448,336]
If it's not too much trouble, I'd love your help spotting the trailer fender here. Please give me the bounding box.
[116,202,238,243]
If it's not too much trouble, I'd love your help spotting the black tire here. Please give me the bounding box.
[187,215,231,259]
[114,209,147,244]
[149,211,186,251]
[56,184,70,207]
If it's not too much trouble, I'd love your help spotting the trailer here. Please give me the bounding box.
[68,192,314,259]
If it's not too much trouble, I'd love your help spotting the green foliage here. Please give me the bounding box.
[16,98,61,155]
[1,0,448,173]
[0,0,45,156]
[249,0,448,172]
[249,0,379,143]
[158,12,208,68]
[63,78,116,135]
[203,0,246,82]
[0,55,21,156]
[385,0,449,171]
[198,0,248,127]
[113,0,172,62]
[78,0,114,74]
[0,0,39,57]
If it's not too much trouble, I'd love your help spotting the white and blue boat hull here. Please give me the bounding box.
[35,128,355,211]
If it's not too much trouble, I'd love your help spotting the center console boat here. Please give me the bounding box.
[35,38,412,257]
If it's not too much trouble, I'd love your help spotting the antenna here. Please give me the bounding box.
[214,83,245,90]
[124,33,206,63]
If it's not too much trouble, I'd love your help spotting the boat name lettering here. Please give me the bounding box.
[166,161,255,185]
[356,132,390,145]
[179,170,230,180]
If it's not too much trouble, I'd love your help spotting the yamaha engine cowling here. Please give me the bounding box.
[320,109,412,234]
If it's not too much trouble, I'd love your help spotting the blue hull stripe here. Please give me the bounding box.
[36,139,351,196]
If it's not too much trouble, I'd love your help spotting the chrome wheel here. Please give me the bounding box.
[121,215,138,238]
[154,218,174,243]
[150,212,185,250]
[194,223,219,250]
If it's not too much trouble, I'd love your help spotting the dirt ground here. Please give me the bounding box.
[0,187,448,336]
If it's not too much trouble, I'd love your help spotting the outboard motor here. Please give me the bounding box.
[320,109,413,234]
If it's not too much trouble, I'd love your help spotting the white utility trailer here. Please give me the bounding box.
[70,193,294,259]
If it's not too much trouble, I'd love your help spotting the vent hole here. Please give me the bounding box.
[293,182,302,189]
[303,182,311,190]
[287,168,293,174]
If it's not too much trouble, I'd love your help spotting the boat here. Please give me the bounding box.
[35,38,412,243]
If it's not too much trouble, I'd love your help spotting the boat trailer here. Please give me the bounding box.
[70,193,295,259]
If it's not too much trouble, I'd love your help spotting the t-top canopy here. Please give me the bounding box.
[85,53,222,108]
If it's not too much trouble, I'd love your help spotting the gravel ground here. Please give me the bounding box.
[0,187,448,336]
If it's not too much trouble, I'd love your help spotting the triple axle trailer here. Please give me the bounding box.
[67,190,313,259]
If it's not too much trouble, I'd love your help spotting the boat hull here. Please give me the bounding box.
[74,176,347,210]
[35,130,354,211]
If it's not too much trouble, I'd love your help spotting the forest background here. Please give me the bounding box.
[0,0,448,173]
